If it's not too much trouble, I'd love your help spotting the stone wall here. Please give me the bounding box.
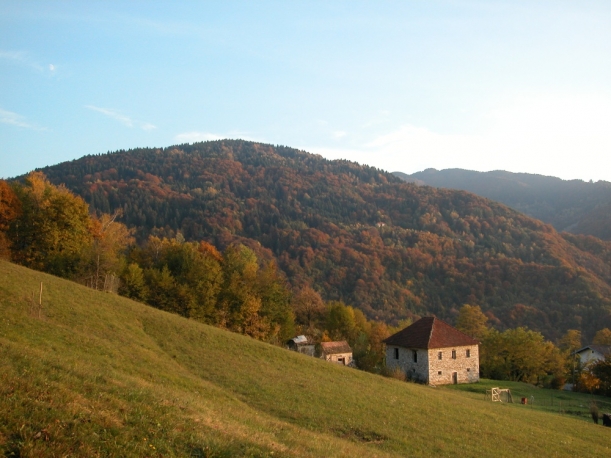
[385,346,430,382]
[427,345,479,385]
[324,352,353,366]
[385,345,479,385]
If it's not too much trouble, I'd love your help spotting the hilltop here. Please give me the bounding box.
[35,140,611,339]
[394,168,611,241]
[1,260,611,457]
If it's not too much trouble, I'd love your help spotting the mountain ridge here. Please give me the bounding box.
[31,140,611,339]
[393,168,611,239]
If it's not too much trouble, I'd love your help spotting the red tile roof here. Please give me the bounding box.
[383,316,478,349]
[321,341,352,354]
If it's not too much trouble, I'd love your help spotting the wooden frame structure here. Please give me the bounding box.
[486,387,513,403]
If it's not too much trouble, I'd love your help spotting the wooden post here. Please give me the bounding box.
[38,282,43,318]
[95,254,100,290]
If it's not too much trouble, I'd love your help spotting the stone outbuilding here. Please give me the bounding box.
[320,341,353,366]
[286,335,316,357]
[383,316,479,385]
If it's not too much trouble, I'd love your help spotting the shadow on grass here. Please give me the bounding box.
[331,427,388,444]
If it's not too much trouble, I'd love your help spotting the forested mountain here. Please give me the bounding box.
[394,169,611,240]
[36,140,611,340]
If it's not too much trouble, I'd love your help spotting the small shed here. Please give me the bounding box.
[320,341,353,366]
[286,335,316,357]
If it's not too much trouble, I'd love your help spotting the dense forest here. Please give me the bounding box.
[27,140,611,340]
[395,168,611,240]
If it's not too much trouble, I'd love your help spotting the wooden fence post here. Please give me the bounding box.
[38,282,43,318]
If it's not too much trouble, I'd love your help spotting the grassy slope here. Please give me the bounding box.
[1,261,610,457]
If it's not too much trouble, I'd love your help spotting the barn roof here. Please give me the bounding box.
[321,341,352,354]
[383,316,478,349]
[290,335,309,344]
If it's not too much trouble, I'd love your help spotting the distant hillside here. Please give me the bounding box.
[35,140,611,339]
[394,169,611,240]
[2,260,611,457]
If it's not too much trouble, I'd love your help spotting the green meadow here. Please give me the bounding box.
[445,378,611,421]
[1,260,610,457]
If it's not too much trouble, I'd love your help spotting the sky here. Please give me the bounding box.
[1,1,611,181]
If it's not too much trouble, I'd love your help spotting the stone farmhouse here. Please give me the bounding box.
[383,316,479,385]
[321,341,353,366]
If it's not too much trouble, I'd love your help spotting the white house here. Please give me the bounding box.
[574,345,611,365]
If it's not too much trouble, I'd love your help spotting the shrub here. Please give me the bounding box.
[381,366,407,382]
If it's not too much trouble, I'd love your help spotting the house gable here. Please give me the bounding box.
[575,345,611,365]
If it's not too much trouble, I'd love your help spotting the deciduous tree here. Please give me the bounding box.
[0,180,21,258]
[10,172,93,277]
[480,327,565,384]
[292,286,326,333]
[559,329,582,352]
[593,328,611,345]
[456,304,488,340]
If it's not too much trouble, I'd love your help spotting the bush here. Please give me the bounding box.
[381,366,406,382]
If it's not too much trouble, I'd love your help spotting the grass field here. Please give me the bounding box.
[444,378,611,422]
[1,259,611,457]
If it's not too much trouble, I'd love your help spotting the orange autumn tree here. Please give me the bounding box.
[10,172,94,277]
[83,211,134,289]
[0,180,21,258]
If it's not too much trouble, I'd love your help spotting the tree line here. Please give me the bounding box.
[4,172,611,391]
[36,140,611,341]
[0,172,391,370]
[457,304,611,392]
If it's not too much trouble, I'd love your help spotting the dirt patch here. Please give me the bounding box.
[332,427,387,443]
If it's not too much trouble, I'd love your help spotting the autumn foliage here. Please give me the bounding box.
[7,164,611,384]
[33,140,611,340]
[1,172,390,362]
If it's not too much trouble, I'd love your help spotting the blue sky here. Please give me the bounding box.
[2,1,611,181]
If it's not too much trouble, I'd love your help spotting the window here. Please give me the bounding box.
[438,351,443,360]
[467,368,471,372]
[412,350,418,363]
[451,350,457,359]
[394,348,399,360]
[466,349,471,358]
[438,371,442,375]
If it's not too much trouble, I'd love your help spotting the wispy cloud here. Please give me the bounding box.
[0,108,47,130]
[140,122,156,131]
[0,50,42,71]
[85,105,156,131]
[0,50,26,61]
[0,50,57,76]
